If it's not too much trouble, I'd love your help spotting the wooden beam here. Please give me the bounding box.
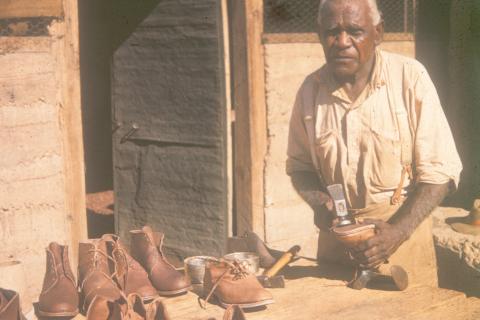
[0,0,63,19]
[222,0,234,237]
[231,0,267,238]
[262,32,415,44]
[60,0,87,266]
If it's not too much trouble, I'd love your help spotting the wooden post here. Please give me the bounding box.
[231,0,267,238]
[60,0,87,263]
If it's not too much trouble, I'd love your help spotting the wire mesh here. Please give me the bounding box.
[0,17,56,37]
[264,0,417,38]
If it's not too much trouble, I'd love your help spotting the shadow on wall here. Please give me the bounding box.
[78,0,162,194]
[416,0,480,208]
[78,0,162,238]
[435,246,480,297]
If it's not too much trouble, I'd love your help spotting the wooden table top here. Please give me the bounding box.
[64,260,479,320]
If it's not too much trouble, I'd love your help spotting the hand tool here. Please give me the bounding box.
[256,245,301,288]
[350,265,409,291]
[327,184,355,226]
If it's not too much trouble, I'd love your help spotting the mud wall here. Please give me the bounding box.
[263,40,415,256]
[0,0,85,310]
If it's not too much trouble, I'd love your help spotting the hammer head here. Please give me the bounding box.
[257,275,285,288]
[349,266,408,291]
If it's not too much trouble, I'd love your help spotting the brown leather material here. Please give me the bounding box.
[38,242,79,317]
[223,305,246,320]
[86,295,135,320]
[130,226,191,295]
[203,260,273,308]
[86,296,119,320]
[86,294,171,320]
[0,288,25,320]
[78,239,123,312]
[332,223,376,248]
[145,298,171,320]
[102,234,158,301]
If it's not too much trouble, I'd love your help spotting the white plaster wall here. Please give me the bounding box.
[263,41,415,257]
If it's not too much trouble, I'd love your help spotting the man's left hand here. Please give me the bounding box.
[349,219,408,269]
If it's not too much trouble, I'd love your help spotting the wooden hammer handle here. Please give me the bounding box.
[263,245,300,278]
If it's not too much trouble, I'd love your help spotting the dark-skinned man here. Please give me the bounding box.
[287,0,462,287]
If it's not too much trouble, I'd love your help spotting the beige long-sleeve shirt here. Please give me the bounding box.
[287,49,462,209]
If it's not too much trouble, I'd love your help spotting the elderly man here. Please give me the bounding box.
[287,0,462,286]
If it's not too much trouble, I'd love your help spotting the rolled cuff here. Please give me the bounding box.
[286,157,316,176]
[415,164,462,190]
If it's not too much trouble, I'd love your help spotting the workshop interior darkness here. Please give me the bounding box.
[78,0,480,238]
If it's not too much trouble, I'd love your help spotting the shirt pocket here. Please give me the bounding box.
[369,125,403,190]
[315,130,339,182]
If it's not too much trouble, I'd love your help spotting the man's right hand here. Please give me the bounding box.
[290,171,335,230]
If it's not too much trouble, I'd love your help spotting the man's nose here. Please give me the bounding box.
[335,31,352,48]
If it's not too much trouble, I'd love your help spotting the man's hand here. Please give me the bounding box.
[349,219,407,269]
[290,171,335,230]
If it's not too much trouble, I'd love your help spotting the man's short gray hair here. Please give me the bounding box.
[317,0,382,26]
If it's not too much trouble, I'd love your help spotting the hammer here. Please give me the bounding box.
[350,264,408,291]
[256,245,301,288]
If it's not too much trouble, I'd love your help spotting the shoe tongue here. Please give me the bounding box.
[141,226,164,248]
[49,242,64,263]
[0,290,7,312]
[142,225,153,234]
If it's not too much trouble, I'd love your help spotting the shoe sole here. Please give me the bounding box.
[141,294,160,302]
[217,298,274,309]
[37,309,79,317]
[157,286,192,296]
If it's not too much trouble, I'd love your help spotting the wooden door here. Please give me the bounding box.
[112,0,228,259]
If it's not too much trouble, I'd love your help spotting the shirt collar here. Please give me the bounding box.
[320,49,386,105]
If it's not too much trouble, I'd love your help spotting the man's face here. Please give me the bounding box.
[318,0,383,79]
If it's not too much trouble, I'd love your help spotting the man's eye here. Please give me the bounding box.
[350,29,363,37]
[325,29,339,37]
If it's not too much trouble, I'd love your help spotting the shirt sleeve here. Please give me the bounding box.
[286,84,316,175]
[412,66,463,188]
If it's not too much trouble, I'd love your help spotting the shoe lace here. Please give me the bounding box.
[80,248,119,311]
[200,260,249,309]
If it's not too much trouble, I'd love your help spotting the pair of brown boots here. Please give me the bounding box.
[37,226,190,318]
[0,288,25,320]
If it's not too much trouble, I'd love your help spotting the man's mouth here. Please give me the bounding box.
[332,56,354,61]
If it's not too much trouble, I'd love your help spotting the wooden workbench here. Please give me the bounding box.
[163,260,480,320]
[60,260,479,320]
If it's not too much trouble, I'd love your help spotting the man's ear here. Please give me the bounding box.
[317,29,325,46]
[374,20,384,46]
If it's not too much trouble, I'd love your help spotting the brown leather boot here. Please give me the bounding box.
[86,295,135,320]
[130,226,191,296]
[78,239,123,312]
[203,260,273,309]
[86,294,171,320]
[37,242,79,317]
[0,288,25,320]
[223,305,246,320]
[146,298,171,320]
[102,234,158,301]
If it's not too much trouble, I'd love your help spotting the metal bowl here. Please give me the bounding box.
[184,256,219,284]
[223,252,259,274]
